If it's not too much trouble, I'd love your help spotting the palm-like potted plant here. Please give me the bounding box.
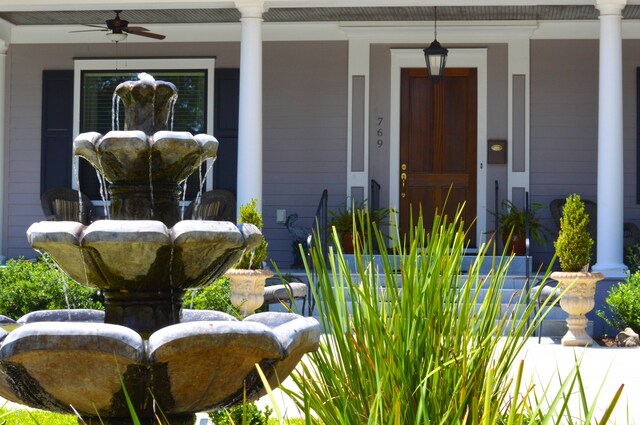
[225,199,272,317]
[550,193,603,346]
[328,204,356,253]
[491,200,550,255]
[329,201,391,254]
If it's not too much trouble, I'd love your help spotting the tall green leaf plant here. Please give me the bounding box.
[288,206,622,425]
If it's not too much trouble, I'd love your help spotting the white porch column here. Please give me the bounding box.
[235,0,265,216]
[0,40,6,258]
[593,0,627,278]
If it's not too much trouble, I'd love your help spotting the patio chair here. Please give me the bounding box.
[41,187,94,225]
[263,275,308,314]
[184,189,236,221]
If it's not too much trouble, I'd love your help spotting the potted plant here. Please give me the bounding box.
[225,199,272,317]
[551,193,603,346]
[328,204,356,253]
[490,199,550,255]
[329,201,391,254]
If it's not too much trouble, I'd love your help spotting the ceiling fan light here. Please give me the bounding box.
[107,32,127,42]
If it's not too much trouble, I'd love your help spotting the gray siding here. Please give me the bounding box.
[622,39,640,225]
[5,42,240,258]
[263,41,348,267]
[530,40,599,267]
[4,41,348,269]
[485,43,509,229]
[530,39,640,268]
[11,36,640,271]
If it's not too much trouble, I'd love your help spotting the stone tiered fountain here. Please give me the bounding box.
[0,74,320,424]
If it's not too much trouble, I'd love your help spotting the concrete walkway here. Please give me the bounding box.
[513,337,640,425]
[247,337,640,425]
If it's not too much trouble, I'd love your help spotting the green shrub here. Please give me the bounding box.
[625,243,640,274]
[236,199,268,269]
[554,193,594,272]
[208,403,272,425]
[0,256,103,319]
[597,271,640,333]
[183,277,239,317]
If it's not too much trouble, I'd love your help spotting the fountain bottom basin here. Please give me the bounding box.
[0,310,320,423]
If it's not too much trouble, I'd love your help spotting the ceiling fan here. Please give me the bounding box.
[71,10,166,41]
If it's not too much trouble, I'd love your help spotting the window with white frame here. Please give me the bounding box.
[73,58,215,201]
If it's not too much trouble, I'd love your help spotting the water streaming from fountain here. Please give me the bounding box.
[180,180,188,220]
[0,73,321,425]
[95,152,111,219]
[72,159,83,222]
[248,250,256,270]
[94,170,110,219]
[191,157,215,219]
[189,288,196,309]
[148,149,155,217]
[111,92,119,131]
[169,95,177,131]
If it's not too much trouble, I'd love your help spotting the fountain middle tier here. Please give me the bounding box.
[27,220,262,334]
[74,130,218,226]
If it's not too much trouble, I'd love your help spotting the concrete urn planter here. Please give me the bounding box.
[225,269,273,317]
[550,271,604,346]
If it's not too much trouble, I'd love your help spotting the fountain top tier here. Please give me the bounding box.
[116,72,177,134]
[74,73,217,226]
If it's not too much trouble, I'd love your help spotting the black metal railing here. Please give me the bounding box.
[307,188,328,315]
[314,189,328,261]
[370,179,381,212]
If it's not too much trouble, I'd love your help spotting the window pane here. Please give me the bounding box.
[79,70,208,201]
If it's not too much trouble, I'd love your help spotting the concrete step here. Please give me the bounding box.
[338,254,535,276]
[268,271,589,339]
[266,297,586,339]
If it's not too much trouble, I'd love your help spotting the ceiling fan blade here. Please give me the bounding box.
[83,24,108,29]
[124,29,166,40]
[125,26,149,32]
[70,29,108,33]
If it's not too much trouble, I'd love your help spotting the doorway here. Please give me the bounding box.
[389,48,488,246]
[399,67,477,244]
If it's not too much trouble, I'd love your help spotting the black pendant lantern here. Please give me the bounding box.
[423,7,448,82]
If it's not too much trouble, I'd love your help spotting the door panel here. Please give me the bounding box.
[400,67,477,244]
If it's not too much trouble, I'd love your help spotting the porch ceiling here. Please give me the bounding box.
[2,5,640,26]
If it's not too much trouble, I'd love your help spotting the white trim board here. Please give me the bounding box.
[72,58,216,197]
[389,48,488,245]
[13,20,640,44]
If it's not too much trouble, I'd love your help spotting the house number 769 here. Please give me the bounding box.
[376,117,384,147]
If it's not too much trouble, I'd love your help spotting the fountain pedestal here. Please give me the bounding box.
[103,290,185,337]
[109,183,183,226]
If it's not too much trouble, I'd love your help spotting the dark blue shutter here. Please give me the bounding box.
[213,69,239,195]
[41,70,73,196]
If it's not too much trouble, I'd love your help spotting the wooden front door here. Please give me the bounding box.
[399,67,477,245]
